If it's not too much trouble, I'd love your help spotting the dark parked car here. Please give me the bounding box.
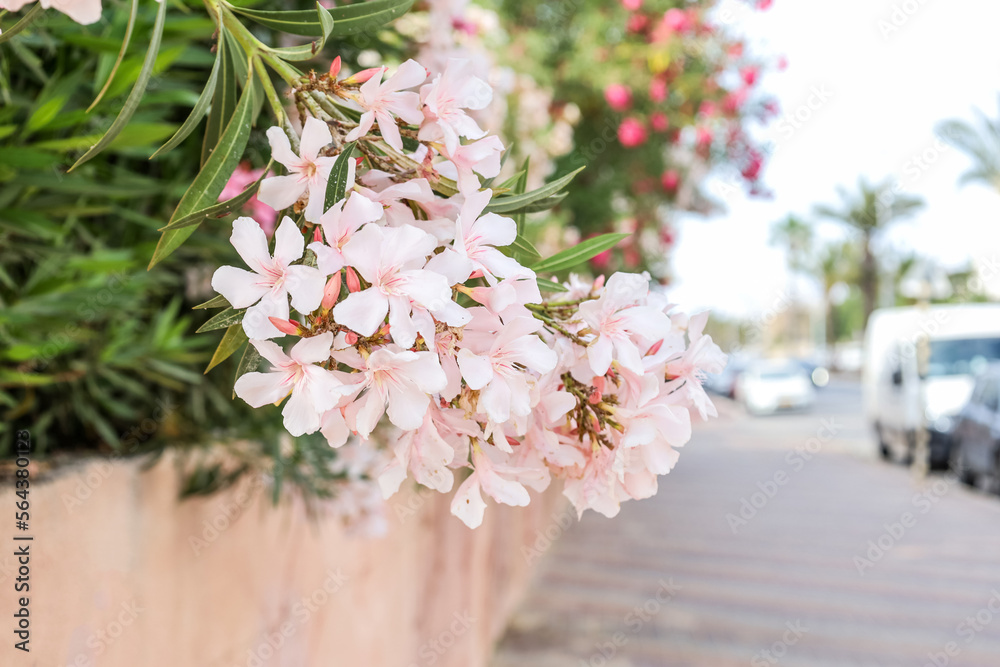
[951,366,1000,487]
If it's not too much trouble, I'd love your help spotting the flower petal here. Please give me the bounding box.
[234,371,290,408]
[333,288,389,337]
[211,266,268,309]
[258,175,306,212]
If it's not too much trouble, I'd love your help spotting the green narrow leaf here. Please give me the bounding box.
[87,0,140,111]
[229,0,413,38]
[201,29,237,167]
[232,341,262,398]
[512,157,530,229]
[536,278,569,293]
[531,233,630,274]
[68,0,168,171]
[511,234,541,262]
[151,37,223,159]
[206,325,248,373]
[485,166,584,214]
[150,71,258,268]
[0,4,43,45]
[158,160,271,231]
[262,6,333,62]
[194,294,230,310]
[195,307,246,333]
[324,142,356,210]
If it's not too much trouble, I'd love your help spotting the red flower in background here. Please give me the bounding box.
[618,117,648,147]
[604,83,633,111]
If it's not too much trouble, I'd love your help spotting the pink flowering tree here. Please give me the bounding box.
[496,0,779,282]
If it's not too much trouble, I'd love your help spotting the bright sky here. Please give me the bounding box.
[668,0,1000,318]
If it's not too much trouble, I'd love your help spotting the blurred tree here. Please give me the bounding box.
[937,100,1000,192]
[815,241,858,349]
[769,214,813,346]
[813,178,924,329]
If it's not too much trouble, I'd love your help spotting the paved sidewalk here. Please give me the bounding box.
[492,388,1000,666]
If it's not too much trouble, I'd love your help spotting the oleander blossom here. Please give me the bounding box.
[208,55,725,530]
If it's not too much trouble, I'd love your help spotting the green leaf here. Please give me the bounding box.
[194,294,230,310]
[536,278,568,293]
[87,0,140,111]
[511,157,529,230]
[195,307,246,334]
[531,233,630,274]
[230,0,413,38]
[0,4,43,45]
[68,0,168,171]
[485,166,584,215]
[324,142,356,210]
[206,325,247,373]
[201,29,237,167]
[511,233,541,262]
[232,341,262,397]
[262,5,334,62]
[158,161,271,231]
[149,69,257,268]
[151,38,223,159]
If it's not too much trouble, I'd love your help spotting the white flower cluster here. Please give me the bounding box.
[210,58,726,528]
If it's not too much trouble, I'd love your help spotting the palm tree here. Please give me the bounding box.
[816,241,858,350]
[770,215,814,346]
[937,99,1000,192]
[813,177,924,329]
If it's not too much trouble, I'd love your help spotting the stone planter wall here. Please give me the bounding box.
[0,453,566,667]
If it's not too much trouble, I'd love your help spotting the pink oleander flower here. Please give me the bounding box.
[604,84,633,112]
[439,134,505,194]
[578,273,671,376]
[451,444,538,529]
[346,59,427,152]
[426,189,526,286]
[211,217,325,340]
[308,191,384,275]
[1,0,101,25]
[457,313,558,424]
[234,333,349,437]
[664,312,727,419]
[333,223,469,348]
[259,118,337,223]
[650,112,669,132]
[661,169,680,192]
[350,346,447,437]
[219,163,278,236]
[419,58,492,154]
[618,117,648,148]
[649,78,668,103]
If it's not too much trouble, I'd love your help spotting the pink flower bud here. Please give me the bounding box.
[268,317,303,337]
[321,273,342,311]
[604,84,633,112]
[343,67,383,85]
[345,266,361,292]
[646,339,664,357]
[740,66,759,87]
[313,227,323,244]
[593,274,606,290]
[650,112,669,132]
[329,56,342,78]
[344,331,359,345]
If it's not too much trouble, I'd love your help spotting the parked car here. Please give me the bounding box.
[951,365,1000,487]
[735,360,815,415]
[863,304,1000,468]
[705,359,746,398]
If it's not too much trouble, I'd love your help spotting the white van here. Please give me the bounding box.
[862,304,1000,467]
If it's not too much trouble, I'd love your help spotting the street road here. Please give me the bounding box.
[491,378,1000,667]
